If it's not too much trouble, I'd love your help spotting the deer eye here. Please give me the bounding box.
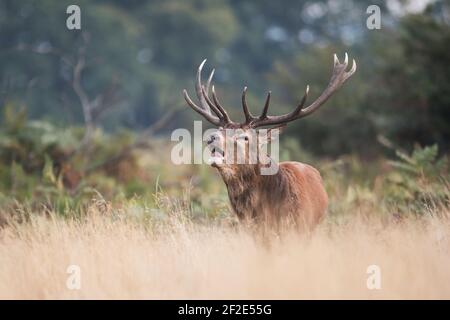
[237,135,249,141]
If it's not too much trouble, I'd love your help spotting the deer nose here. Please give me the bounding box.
[207,135,216,145]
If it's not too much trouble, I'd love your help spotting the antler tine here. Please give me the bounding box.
[211,85,232,124]
[205,69,215,95]
[201,67,223,117]
[202,68,233,121]
[259,91,271,120]
[194,59,213,116]
[280,85,310,118]
[250,85,309,127]
[250,54,356,128]
[206,68,227,119]
[201,86,227,119]
[297,85,310,112]
[297,53,356,119]
[242,86,255,124]
[183,89,222,126]
[183,59,228,126]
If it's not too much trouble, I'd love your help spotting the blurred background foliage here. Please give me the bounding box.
[1,0,449,154]
[0,0,449,219]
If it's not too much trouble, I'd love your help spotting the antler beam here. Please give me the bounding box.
[250,53,356,128]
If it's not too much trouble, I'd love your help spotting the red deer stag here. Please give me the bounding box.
[183,54,356,230]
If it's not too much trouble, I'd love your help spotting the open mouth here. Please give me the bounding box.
[210,146,225,167]
[211,147,225,158]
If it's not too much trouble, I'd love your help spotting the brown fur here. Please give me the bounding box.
[217,161,328,231]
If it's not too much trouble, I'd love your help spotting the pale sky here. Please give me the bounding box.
[387,0,436,16]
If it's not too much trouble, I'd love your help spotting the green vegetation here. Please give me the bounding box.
[0,1,449,223]
[1,1,449,154]
[0,105,448,225]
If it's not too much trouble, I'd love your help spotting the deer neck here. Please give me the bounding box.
[220,165,258,193]
[218,164,283,219]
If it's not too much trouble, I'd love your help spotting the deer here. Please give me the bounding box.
[183,54,356,231]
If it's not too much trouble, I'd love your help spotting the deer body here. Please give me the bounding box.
[183,53,356,230]
[220,161,328,228]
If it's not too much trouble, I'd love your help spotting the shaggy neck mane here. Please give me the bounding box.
[218,164,289,220]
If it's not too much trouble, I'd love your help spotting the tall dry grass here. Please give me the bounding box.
[0,205,449,299]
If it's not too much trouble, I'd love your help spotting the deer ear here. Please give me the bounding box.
[259,124,286,144]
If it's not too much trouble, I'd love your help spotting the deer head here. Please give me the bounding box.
[183,54,356,178]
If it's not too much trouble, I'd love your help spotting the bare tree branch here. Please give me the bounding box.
[85,107,183,174]
[13,33,121,151]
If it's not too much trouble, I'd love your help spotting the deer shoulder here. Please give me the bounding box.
[278,161,328,227]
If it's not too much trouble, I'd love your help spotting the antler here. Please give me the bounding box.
[183,59,234,127]
[248,53,356,128]
[183,54,356,129]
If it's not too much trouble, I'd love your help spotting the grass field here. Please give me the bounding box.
[1,202,449,299]
[0,138,449,299]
